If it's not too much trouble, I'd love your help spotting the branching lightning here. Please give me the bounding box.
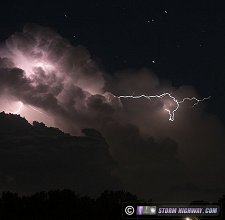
[117,93,211,121]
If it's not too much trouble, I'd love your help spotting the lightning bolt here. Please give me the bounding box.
[28,105,46,116]
[117,93,211,121]
[12,101,48,117]
[13,101,23,114]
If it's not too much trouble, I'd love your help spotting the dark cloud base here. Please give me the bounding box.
[0,112,121,197]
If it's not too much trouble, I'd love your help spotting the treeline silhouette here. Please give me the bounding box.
[0,189,224,220]
[0,189,138,219]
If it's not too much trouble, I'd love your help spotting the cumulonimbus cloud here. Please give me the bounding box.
[0,24,225,201]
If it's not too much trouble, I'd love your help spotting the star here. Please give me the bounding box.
[147,19,155,23]
[152,60,155,64]
[164,10,168,14]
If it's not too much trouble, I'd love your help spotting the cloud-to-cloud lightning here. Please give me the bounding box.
[117,93,211,121]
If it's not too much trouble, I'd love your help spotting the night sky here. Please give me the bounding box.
[1,1,225,117]
[0,0,225,202]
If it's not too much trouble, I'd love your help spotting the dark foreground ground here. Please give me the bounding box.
[0,189,224,220]
[0,112,224,219]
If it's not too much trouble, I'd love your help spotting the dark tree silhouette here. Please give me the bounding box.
[0,189,139,220]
